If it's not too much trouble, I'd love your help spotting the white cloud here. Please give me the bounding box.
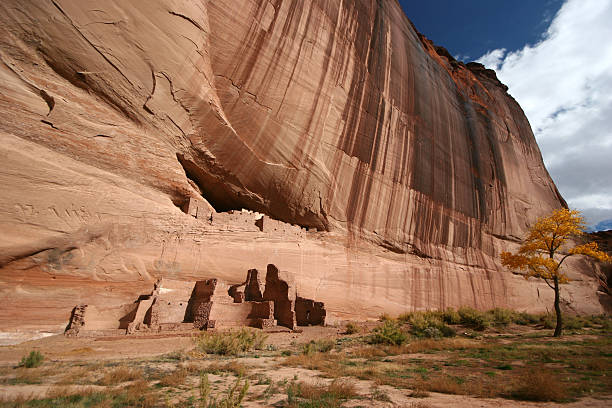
[475,48,506,70]
[476,0,612,228]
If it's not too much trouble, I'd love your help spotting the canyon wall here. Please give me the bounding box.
[0,0,604,340]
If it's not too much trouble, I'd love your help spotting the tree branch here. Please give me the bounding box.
[542,277,555,290]
[557,253,574,269]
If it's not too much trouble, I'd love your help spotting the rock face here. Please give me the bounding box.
[0,0,604,339]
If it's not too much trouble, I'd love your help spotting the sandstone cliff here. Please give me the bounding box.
[0,0,603,340]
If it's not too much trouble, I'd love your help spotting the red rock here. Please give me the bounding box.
[0,0,603,341]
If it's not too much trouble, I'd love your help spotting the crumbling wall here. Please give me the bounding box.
[210,301,275,328]
[255,216,305,237]
[229,268,264,303]
[295,296,326,326]
[189,279,218,329]
[182,197,214,220]
[65,305,87,337]
[126,297,154,333]
[66,304,135,336]
[245,269,265,301]
[66,265,324,336]
[212,210,261,232]
[263,264,297,329]
[148,279,193,325]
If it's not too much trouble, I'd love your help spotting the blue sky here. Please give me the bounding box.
[400,0,564,62]
[399,0,612,230]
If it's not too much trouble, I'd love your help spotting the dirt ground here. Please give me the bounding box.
[1,324,610,407]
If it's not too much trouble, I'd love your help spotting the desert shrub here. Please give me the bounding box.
[399,308,461,326]
[441,308,461,324]
[302,339,335,355]
[564,315,586,330]
[487,308,514,326]
[513,311,539,325]
[344,322,360,334]
[510,370,568,401]
[378,313,393,321]
[584,313,612,329]
[458,307,490,331]
[196,328,267,356]
[369,320,408,345]
[540,313,555,329]
[397,312,413,322]
[18,351,44,368]
[409,313,456,338]
[601,317,612,332]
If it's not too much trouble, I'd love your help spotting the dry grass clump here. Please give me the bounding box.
[282,351,342,373]
[178,361,203,374]
[158,367,188,388]
[99,366,143,385]
[326,379,358,398]
[409,388,430,398]
[302,339,335,355]
[199,372,249,408]
[11,367,46,384]
[201,361,248,377]
[286,379,358,407]
[418,376,463,395]
[344,322,361,334]
[121,379,158,408]
[351,337,483,358]
[510,370,569,402]
[10,379,157,408]
[402,337,484,353]
[45,385,97,399]
[407,402,433,408]
[370,385,392,402]
[58,366,91,385]
[378,313,393,321]
[196,328,268,356]
[351,346,388,358]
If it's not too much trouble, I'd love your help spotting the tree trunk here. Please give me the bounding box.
[553,276,563,337]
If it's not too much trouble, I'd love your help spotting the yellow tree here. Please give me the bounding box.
[501,209,610,337]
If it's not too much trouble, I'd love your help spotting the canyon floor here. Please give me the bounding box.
[0,316,610,408]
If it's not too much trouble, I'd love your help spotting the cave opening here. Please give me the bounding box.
[176,153,245,213]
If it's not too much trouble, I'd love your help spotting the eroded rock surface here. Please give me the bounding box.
[0,0,603,340]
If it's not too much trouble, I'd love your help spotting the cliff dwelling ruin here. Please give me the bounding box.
[65,264,325,337]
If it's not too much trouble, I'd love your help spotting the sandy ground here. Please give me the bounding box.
[0,327,610,407]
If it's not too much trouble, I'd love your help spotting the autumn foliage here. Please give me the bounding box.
[500,208,610,336]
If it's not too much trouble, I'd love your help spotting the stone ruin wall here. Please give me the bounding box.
[183,198,311,237]
[65,264,325,337]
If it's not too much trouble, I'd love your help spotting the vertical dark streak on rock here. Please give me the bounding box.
[459,91,486,223]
